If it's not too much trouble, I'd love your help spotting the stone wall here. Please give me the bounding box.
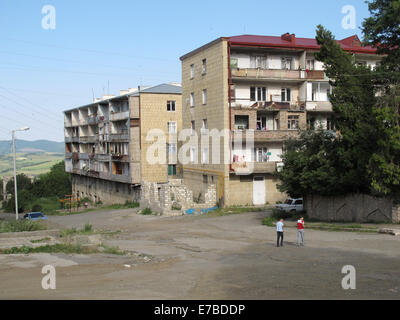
[392,205,400,224]
[140,179,217,215]
[305,193,394,223]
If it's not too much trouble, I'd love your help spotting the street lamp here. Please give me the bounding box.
[12,127,30,220]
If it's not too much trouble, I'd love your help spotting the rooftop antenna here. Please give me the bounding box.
[91,88,95,101]
[107,80,110,95]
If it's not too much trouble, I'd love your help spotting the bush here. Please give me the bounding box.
[262,217,276,227]
[0,220,46,233]
[31,204,43,212]
[141,208,152,215]
[271,209,308,221]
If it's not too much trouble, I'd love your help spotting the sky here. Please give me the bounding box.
[0,0,371,142]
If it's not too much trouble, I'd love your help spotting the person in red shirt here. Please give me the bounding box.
[297,217,305,246]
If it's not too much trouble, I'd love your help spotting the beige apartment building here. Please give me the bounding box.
[64,83,182,204]
[180,33,381,206]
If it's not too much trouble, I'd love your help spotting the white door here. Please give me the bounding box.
[253,176,266,205]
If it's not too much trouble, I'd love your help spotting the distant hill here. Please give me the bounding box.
[0,139,64,155]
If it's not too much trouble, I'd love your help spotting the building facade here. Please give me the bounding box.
[180,33,381,206]
[64,83,182,205]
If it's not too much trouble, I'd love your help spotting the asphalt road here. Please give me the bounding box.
[0,209,399,299]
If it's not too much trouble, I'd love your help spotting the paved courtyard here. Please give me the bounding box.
[0,209,399,299]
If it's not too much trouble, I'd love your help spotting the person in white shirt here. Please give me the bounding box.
[276,219,284,247]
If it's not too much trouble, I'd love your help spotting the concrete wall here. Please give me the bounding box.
[305,194,394,223]
[72,174,140,205]
[140,92,182,183]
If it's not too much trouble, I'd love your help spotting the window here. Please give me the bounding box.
[357,61,367,67]
[201,119,208,134]
[190,147,197,163]
[190,64,194,79]
[190,92,195,107]
[281,57,293,70]
[234,115,249,130]
[168,164,177,176]
[327,118,334,131]
[202,148,208,164]
[288,115,299,130]
[168,121,177,134]
[281,88,291,102]
[250,87,267,102]
[250,55,267,68]
[231,58,238,69]
[167,101,176,111]
[254,147,269,162]
[202,59,207,74]
[191,120,195,135]
[167,143,177,155]
[202,89,207,105]
[306,59,315,70]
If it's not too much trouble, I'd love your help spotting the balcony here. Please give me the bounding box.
[305,70,327,80]
[232,161,277,175]
[110,111,129,121]
[95,154,112,161]
[232,129,300,142]
[231,68,306,82]
[108,133,129,142]
[111,154,129,162]
[65,152,73,159]
[305,101,332,112]
[79,153,89,160]
[65,136,80,143]
[99,172,131,183]
[88,116,99,125]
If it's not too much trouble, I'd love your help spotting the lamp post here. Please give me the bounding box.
[12,127,30,220]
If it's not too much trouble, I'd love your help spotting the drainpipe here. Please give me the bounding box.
[228,42,234,173]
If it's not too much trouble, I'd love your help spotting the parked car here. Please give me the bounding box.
[275,198,304,213]
[23,212,48,221]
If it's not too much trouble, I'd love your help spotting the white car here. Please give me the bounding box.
[275,198,304,213]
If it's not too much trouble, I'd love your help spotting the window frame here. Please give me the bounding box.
[167,100,176,112]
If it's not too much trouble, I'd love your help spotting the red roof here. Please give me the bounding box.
[227,33,377,54]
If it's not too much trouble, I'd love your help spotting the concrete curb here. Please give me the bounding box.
[379,228,400,236]
[0,229,60,239]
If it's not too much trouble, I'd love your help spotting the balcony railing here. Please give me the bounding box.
[232,129,300,142]
[231,68,306,81]
[110,111,129,121]
[232,161,277,175]
[65,136,80,143]
[99,172,131,183]
[304,101,332,112]
[108,133,129,142]
[305,70,327,80]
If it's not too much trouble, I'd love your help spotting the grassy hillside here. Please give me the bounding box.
[0,152,64,178]
[0,140,64,155]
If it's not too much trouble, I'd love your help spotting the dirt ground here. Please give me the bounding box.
[0,209,399,300]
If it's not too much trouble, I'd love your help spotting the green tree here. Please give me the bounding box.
[6,173,32,195]
[278,24,400,198]
[31,161,71,198]
[362,0,400,77]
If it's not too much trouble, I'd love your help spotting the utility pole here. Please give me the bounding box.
[11,127,29,220]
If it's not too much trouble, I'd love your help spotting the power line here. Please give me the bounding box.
[0,102,61,133]
[0,50,180,76]
[0,87,62,121]
[2,37,177,62]
[0,94,61,124]
[0,63,177,83]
